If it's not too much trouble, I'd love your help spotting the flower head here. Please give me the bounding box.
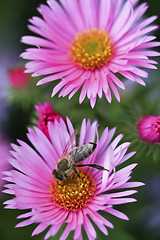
[8,67,30,89]
[137,115,160,144]
[21,0,160,107]
[3,117,143,239]
[35,101,62,139]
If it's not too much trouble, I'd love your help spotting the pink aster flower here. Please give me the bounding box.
[137,115,160,144]
[35,101,62,139]
[21,0,160,108]
[0,137,9,192]
[8,66,30,89]
[3,117,144,239]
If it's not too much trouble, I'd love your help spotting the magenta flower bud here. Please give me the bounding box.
[137,116,160,144]
[35,101,62,140]
[8,67,30,89]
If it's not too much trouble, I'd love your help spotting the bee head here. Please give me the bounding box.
[52,169,64,181]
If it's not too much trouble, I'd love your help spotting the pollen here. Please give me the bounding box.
[50,171,96,211]
[69,28,113,71]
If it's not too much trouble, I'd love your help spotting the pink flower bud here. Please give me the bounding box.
[35,102,62,139]
[137,116,160,144]
[8,67,30,89]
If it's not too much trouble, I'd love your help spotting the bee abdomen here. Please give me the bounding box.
[73,142,97,163]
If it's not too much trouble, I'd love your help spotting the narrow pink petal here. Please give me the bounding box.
[65,211,74,223]
[87,73,96,99]
[83,214,97,239]
[77,209,84,225]
[105,208,129,220]
[2,189,15,194]
[59,223,72,240]
[21,36,56,48]
[79,119,87,145]
[79,85,87,104]
[114,145,131,166]
[17,212,33,219]
[79,0,97,29]
[115,164,137,177]
[51,80,67,97]
[119,182,145,189]
[44,223,62,240]
[109,72,125,89]
[119,151,136,165]
[73,224,82,240]
[61,0,85,32]
[96,221,109,236]
[108,79,120,102]
[68,85,81,99]
[80,120,97,148]
[90,96,97,108]
[110,1,133,41]
[120,71,146,86]
[100,146,114,192]
[107,197,137,205]
[88,210,109,236]
[32,223,48,236]
[104,81,112,103]
[107,190,137,198]
[66,116,75,136]
[33,64,73,77]
[111,134,124,149]
[87,208,114,229]
[27,127,58,170]
[130,66,148,78]
[15,219,34,228]
[98,0,111,29]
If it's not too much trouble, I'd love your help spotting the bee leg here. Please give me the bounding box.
[76,164,109,171]
[57,180,63,186]
[73,167,80,178]
[64,174,68,178]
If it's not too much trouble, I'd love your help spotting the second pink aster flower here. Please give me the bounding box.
[21,0,159,107]
[3,117,144,239]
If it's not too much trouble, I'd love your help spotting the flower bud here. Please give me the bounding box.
[8,67,30,89]
[137,116,160,144]
[35,102,62,139]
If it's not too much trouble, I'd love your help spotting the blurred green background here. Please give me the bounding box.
[0,0,160,240]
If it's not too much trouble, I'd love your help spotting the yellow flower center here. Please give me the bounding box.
[50,171,96,211]
[69,28,113,71]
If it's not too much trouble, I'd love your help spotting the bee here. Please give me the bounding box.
[52,131,109,182]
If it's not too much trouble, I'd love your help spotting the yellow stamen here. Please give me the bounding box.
[69,28,113,71]
[50,171,96,211]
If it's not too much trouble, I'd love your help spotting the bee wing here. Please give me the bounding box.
[62,130,77,157]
